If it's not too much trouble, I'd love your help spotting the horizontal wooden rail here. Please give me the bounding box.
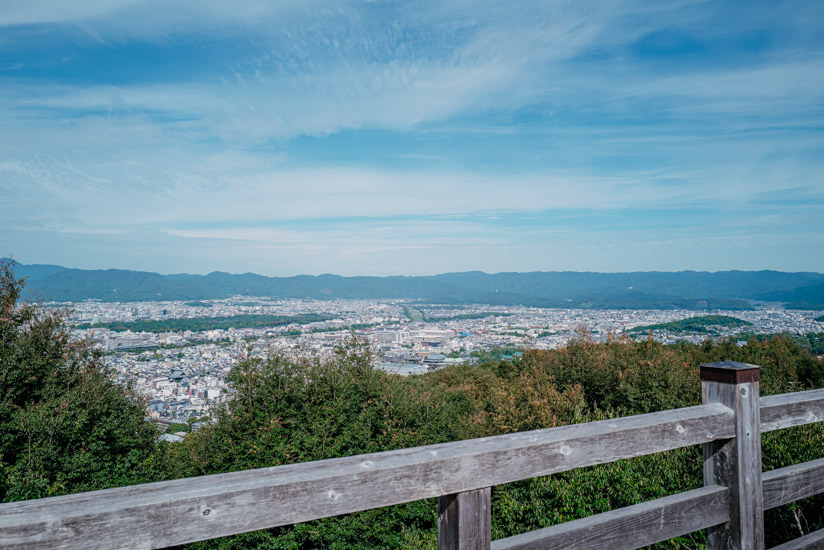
[769,528,824,550]
[761,388,824,433]
[763,457,824,510]
[491,485,730,550]
[0,403,734,550]
[488,457,824,550]
[3,386,824,550]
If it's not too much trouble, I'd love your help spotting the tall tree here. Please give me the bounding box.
[0,260,162,502]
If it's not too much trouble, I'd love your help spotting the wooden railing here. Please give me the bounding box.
[2,361,824,549]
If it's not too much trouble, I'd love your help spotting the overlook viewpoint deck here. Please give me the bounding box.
[2,361,824,549]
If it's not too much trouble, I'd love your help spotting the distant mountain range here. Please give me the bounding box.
[6,260,824,310]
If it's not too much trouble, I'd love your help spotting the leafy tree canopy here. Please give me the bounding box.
[0,260,163,502]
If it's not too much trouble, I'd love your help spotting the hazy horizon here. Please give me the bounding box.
[3,1,823,276]
[7,257,824,279]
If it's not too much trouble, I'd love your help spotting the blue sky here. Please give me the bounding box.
[2,0,823,276]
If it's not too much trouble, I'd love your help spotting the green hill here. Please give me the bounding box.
[631,314,752,335]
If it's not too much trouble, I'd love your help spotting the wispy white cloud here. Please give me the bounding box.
[0,0,318,36]
[626,59,824,118]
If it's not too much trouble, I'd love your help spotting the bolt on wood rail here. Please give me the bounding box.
[1,361,824,549]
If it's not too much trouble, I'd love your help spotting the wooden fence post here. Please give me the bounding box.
[701,361,764,549]
[438,487,491,550]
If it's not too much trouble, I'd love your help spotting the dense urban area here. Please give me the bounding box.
[57,297,824,436]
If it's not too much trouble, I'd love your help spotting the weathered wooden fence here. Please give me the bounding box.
[2,361,824,549]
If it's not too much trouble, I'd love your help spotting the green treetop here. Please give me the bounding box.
[0,260,163,502]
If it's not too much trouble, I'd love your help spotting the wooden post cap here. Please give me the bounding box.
[700,361,760,384]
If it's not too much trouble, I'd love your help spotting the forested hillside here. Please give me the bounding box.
[9,259,824,308]
[630,314,752,335]
[2,262,824,549]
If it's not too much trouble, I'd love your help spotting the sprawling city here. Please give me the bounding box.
[58,296,824,433]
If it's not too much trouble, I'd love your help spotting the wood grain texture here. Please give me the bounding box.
[763,458,824,510]
[768,528,824,550]
[491,485,729,550]
[0,403,734,550]
[761,389,824,433]
[703,378,765,550]
[439,488,491,550]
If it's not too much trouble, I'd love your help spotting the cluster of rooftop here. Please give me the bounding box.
[62,298,824,427]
